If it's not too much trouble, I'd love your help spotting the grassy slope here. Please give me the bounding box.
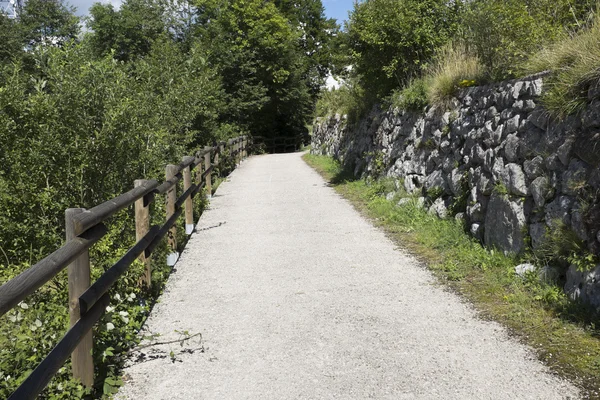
[303,153,600,399]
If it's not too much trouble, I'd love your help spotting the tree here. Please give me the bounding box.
[0,13,23,63]
[199,0,313,139]
[346,0,462,98]
[18,0,79,47]
[274,0,339,99]
[87,0,167,61]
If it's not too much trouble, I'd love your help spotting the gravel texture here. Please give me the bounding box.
[116,152,579,400]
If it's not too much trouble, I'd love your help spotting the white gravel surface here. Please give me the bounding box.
[116,152,579,400]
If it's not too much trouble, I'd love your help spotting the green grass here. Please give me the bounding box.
[525,12,600,119]
[425,43,485,107]
[303,153,600,398]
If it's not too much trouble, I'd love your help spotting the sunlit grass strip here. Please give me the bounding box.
[303,153,600,397]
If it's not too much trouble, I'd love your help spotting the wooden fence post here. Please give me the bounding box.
[166,164,179,266]
[182,156,195,235]
[204,146,212,198]
[65,208,94,388]
[213,146,219,169]
[134,180,152,287]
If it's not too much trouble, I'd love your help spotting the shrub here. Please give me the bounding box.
[463,0,559,80]
[346,0,461,98]
[390,78,428,111]
[315,78,375,125]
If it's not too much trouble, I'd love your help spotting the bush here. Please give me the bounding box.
[390,78,428,111]
[463,0,559,80]
[346,0,461,98]
[315,78,375,125]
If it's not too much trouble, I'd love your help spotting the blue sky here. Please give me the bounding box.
[70,0,355,22]
[322,0,354,26]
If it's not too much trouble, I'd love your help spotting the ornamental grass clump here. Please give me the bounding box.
[526,11,600,118]
[426,43,484,107]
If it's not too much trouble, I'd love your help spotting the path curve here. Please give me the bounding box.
[117,152,578,400]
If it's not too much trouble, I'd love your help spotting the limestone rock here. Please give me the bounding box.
[404,175,423,194]
[470,223,483,241]
[506,163,527,196]
[477,172,493,196]
[529,108,549,130]
[544,195,574,227]
[504,134,520,162]
[530,176,551,208]
[428,197,448,219]
[571,204,589,241]
[397,198,412,207]
[564,264,600,310]
[467,202,485,223]
[557,137,575,166]
[484,194,526,255]
[505,115,521,134]
[582,100,600,129]
[424,170,448,192]
[524,156,544,181]
[529,223,547,250]
[515,263,535,277]
[562,159,589,196]
[448,169,465,196]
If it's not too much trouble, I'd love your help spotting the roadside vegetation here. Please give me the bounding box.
[0,0,337,397]
[317,0,599,120]
[303,153,600,398]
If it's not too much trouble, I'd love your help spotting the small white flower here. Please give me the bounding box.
[19,302,29,309]
[106,306,115,313]
[119,311,128,317]
[127,292,136,301]
[106,322,115,331]
[34,319,42,327]
[30,324,37,332]
[114,293,121,301]
[57,383,63,391]
[8,314,16,323]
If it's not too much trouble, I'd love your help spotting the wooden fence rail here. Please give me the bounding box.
[0,135,250,400]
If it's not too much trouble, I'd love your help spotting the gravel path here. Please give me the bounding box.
[116,152,578,400]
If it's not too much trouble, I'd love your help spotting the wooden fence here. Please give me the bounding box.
[0,135,250,400]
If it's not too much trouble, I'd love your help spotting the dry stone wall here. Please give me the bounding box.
[312,72,600,309]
